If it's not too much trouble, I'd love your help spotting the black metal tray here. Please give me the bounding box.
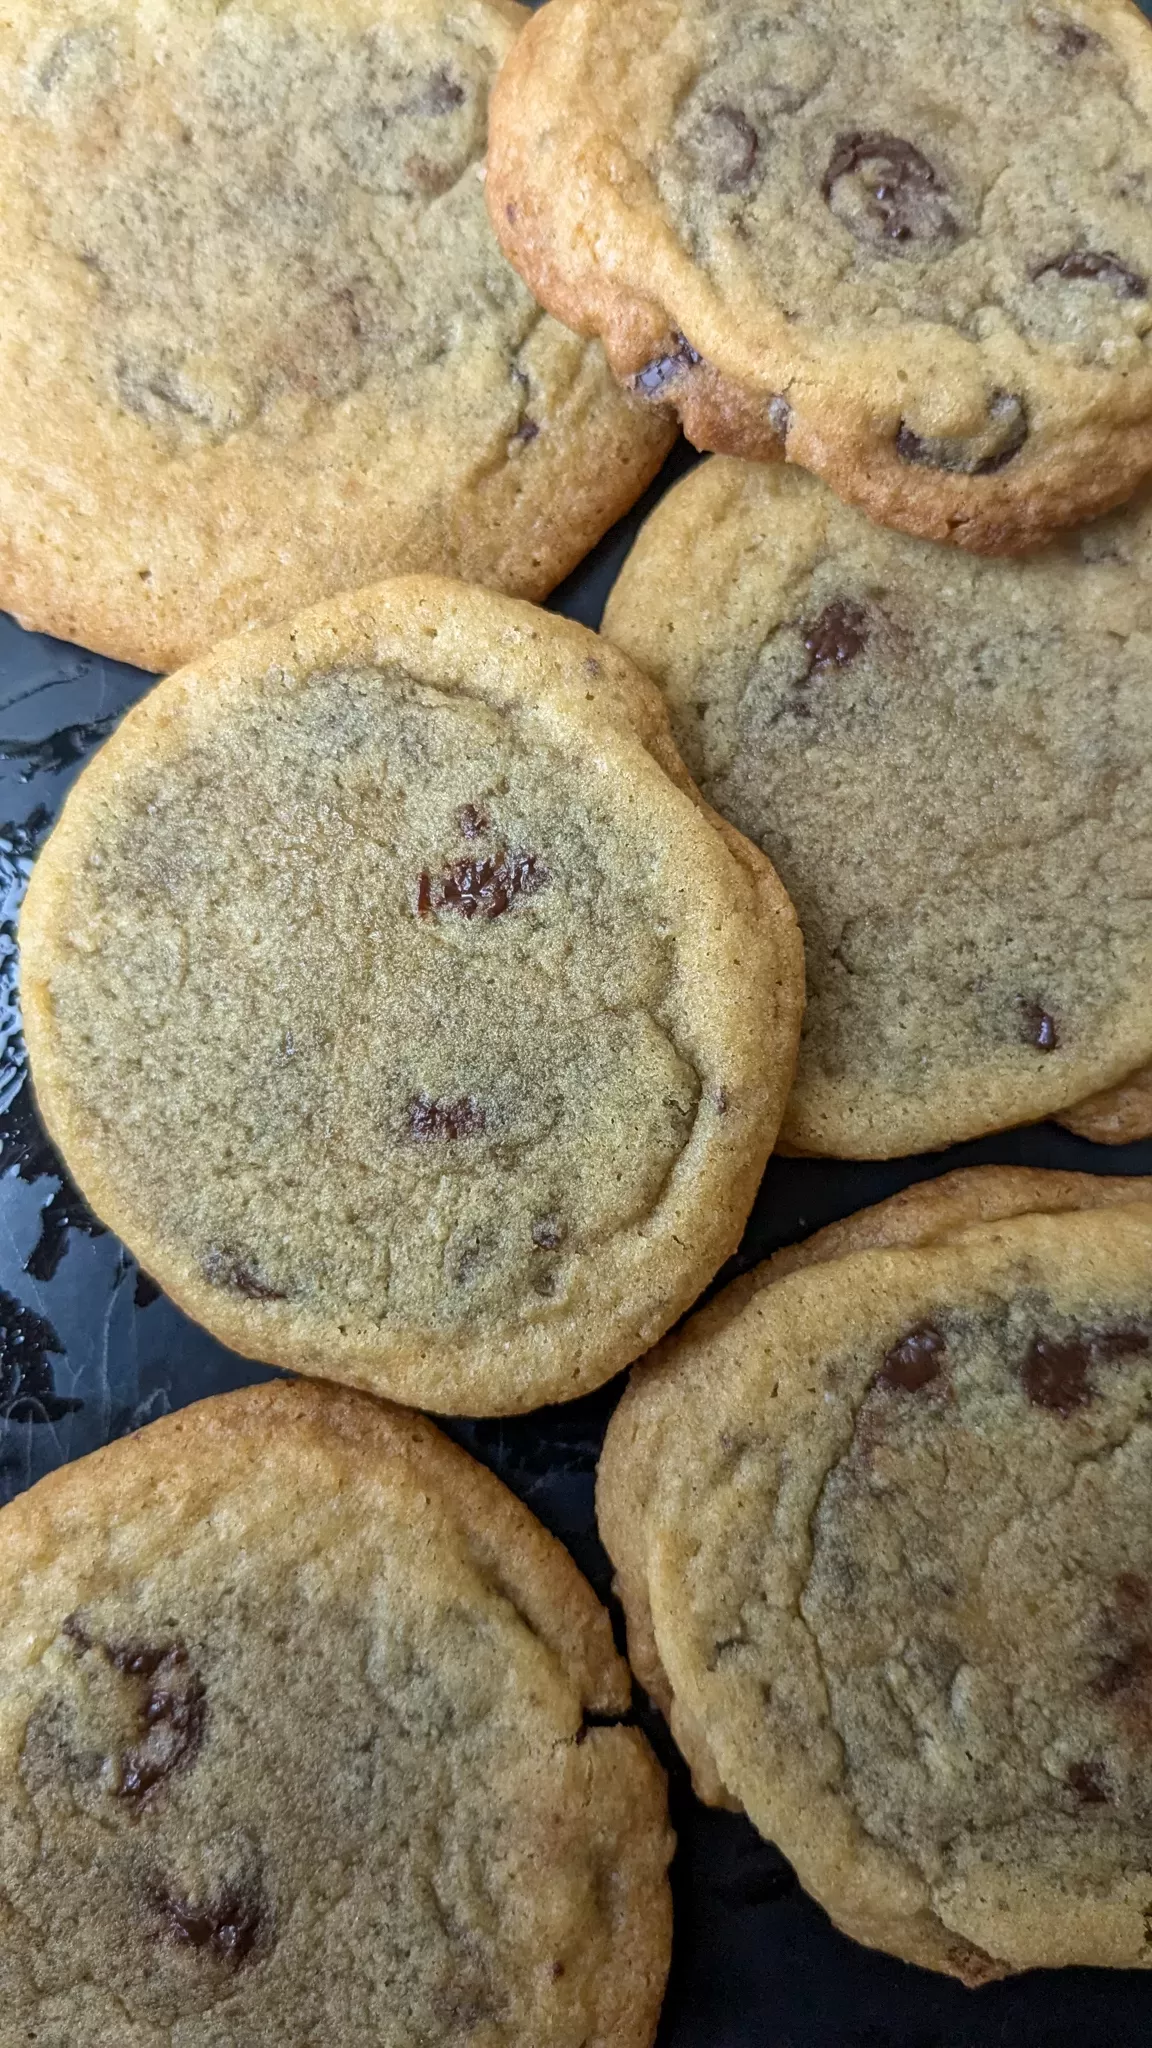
[2,429,1151,2044]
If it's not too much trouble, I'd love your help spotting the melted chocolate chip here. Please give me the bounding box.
[802,598,869,679]
[405,70,466,117]
[823,132,958,247]
[155,1883,263,1967]
[1095,1639,1152,1700]
[119,1648,207,1806]
[1034,249,1147,299]
[629,334,703,398]
[457,804,488,840]
[897,391,1028,475]
[202,1250,287,1301]
[1020,1001,1059,1051]
[1067,1759,1109,1803]
[1022,1334,1093,1414]
[875,1324,946,1393]
[407,1092,486,1141]
[511,418,539,443]
[531,1217,563,1250]
[1030,8,1102,58]
[416,848,548,921]
[692,105,759,192]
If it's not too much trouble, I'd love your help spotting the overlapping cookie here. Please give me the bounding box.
[599,1167,1152,1982]
[0,0,673,671]
[603,458,1152,1157]
[489,0,1152,551]
[19,577,803,1414]
[0,1376,672,2044]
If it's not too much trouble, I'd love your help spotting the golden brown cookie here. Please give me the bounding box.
[603,458,1152,1157]
[0,0,672,671]
[20,576,803,1415]
[0,1376,672,2045]
[599,1171,1152,1981]
[489,0,1152,552]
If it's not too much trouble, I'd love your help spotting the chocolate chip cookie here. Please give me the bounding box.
[599,1169,1152,1981]
[489,0,1152,552]
[0,1375,672,2045]
[603,458,1152,1157]
[0,0,672,673]
[19,577,803,1414]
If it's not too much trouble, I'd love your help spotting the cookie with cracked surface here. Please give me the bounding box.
[0,0,672,673]
[0,1376,672,2046]
[488,0,1152,552]
[19,576,803,1415]
[603,458,1152,1157]
[598,1174,1152,1981]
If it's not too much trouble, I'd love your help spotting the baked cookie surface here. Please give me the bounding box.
[0,1376,672,2046]
[489,0,1152,551]
[0,0,672,672]
[19,577,802,1415]
[598,1171,1152,1981]
[603,458,1152,1157]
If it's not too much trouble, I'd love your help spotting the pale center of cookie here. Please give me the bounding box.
[23,7,539,441]
[40,668,700,1334]
[651,0,1152,374]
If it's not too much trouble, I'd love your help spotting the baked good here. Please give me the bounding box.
[602,457,1152,1157]
[0,1375,672,2045]
[488,0,1152,552]
[1057,1060,1152,1144]
[19,576,803,1415]
[598,1167,1152,1982]
[0,0,673,672]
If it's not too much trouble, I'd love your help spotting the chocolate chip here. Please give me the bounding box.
[531,1217,563,1250]
[628,334,703,398]
[802,598,869,679]
[416,848,549,921]
[202,1250,287,1301]
[1094,1639,1152,1700]
[1020,1000,1059,1051]
[403,70,466,117]
[512,418,539,442]
[407,1093,486,1141]
[1033,249,1147,299]
[1067,1759,1109,1803]
[823,131,958,248]
[1022,1334,1093,1414]
[457,804,488,840]
[1029,8,1102,57]
[896,391,1028,476]
[154,1883,263,1967]
[689,105,759,193]
[875,1324,946,1393]
[119,1647,206,1807]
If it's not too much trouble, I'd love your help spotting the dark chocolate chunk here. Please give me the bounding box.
[629,334,703,398]
[1067,1759,1109,1803]
[202,1250,287,1301]
[1034,249,1147,299]
[155,1883,263,1967]
[407,1092,486,1141]
[897,391,1028,475]
[1020,1001,1059,1051]
[802,598,869,679]
[875,1324,946,1393]
[417,848,548,921]
[823,131,958,247]
[1022,1334,1094,1414]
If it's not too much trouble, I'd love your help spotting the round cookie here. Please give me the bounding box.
[0,0,673,673]
[19,576,803,1415]
[0,1376,673,2045]
[602,457,1152,1157]
[488,0,1152,553]
[598,1172,1152,1982]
